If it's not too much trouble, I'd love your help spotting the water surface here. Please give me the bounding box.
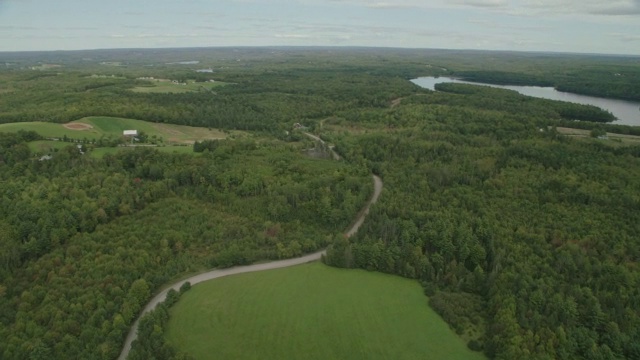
[411,77,640,126]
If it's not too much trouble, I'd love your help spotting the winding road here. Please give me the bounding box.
[117,134,382,360]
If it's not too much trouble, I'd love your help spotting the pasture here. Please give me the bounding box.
[165,262,485,360]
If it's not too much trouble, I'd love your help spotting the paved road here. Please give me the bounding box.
[117,173,383,360]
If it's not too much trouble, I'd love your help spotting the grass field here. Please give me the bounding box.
[556,127,640,146]
[0,116,231,144]
[131,80,228,93]
[165,262,486,360]
[0,122,102,139]
[27,140,75,153]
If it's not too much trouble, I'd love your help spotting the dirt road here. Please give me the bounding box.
[303,132,341,160]
[117,172,383,360]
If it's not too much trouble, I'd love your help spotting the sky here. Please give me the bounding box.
[0,0,639,55]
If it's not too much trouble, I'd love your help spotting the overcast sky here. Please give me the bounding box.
[0,0,639,54]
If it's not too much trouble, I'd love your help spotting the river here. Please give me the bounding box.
[411,77,640,126]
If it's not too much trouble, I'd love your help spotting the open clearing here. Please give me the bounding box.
[0,122,99,140]
[27,140,73,153]
[0,116,234,144]
[165,262,485,360]
[131,80,228,93]
[63,122,93,130]
[556,127,640,145]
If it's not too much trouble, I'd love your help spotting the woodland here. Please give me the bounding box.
[1,47,640,359]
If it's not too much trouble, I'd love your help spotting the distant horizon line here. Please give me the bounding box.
[0,45,639,58]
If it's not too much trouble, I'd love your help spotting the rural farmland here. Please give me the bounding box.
[165,262,486,360]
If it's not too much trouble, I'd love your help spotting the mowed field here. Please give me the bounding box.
[0,121,95,139]
[27,140,76,153]
[0,116,230,144]
[165,262,486,360]
[131,80,228,93]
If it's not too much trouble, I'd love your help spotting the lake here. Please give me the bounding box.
[411,77,640,126]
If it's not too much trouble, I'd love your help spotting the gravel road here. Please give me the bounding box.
[117,173,382,360]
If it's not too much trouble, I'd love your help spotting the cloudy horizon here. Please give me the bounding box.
[0,0,639,55]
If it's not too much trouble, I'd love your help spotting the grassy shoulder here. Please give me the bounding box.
[165,262,485,360]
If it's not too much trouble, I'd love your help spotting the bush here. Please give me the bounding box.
[179,281,191,294]
[468,339,484,352]
[165,289,180,307]
[422,282,437,296]
[590,127,607,138]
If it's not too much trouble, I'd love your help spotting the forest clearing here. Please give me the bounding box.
[0,116,229,144]
[165,262,486,360]
[131,80,228,94]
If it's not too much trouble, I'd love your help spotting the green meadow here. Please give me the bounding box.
[0,116,230,144]
[0,122,99,139]
[131,80,228,93]
[165,262,486,360]
[27,140,75,153]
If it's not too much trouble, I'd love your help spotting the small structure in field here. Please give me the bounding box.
[123,130,138,145]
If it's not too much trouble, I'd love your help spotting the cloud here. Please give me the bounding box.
[589,0,640,15]
[195,25,224,30]
[274,34,312,38]
[0,25,38,30]
[512,0,640,16]
[608,32,640,41]
[338,0,508,10]
[467,18,551,31]
[454,0,507,8]
[365,2,418,9]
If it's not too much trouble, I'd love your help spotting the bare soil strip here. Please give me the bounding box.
[63,122,93,130]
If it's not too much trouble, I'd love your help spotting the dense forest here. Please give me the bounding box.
[323,87,640,359]
[0,130,371,359]
[1,47,640,359]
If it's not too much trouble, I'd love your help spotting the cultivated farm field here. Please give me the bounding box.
[0,116,230,144]
[165,262,485,360]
